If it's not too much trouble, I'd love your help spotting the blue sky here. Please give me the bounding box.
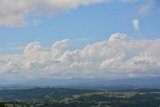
[0,0,160,80]
[0,0,160,54]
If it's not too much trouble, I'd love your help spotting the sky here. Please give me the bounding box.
[0,0,160,80]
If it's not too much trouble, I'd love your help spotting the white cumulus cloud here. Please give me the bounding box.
[0,0,106,27]
[132,19,140,30]
[108,33,129,42]
[0,33,160,80]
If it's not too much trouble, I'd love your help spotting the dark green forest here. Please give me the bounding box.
[0,88,160,107]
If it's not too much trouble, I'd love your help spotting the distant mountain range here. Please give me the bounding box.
[0,76,160,90]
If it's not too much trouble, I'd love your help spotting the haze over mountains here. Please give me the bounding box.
[0,76,160,90]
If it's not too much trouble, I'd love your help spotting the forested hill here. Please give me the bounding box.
[0,88,160,107]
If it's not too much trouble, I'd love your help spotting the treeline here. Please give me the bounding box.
[0,87,98,101]
[0,88,160,107]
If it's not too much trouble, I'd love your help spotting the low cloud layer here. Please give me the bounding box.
[0,33,160,80]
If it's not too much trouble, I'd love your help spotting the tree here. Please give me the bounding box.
[0,103,6,107]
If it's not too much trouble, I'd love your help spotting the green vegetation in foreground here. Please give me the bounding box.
[0,88,160,107]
